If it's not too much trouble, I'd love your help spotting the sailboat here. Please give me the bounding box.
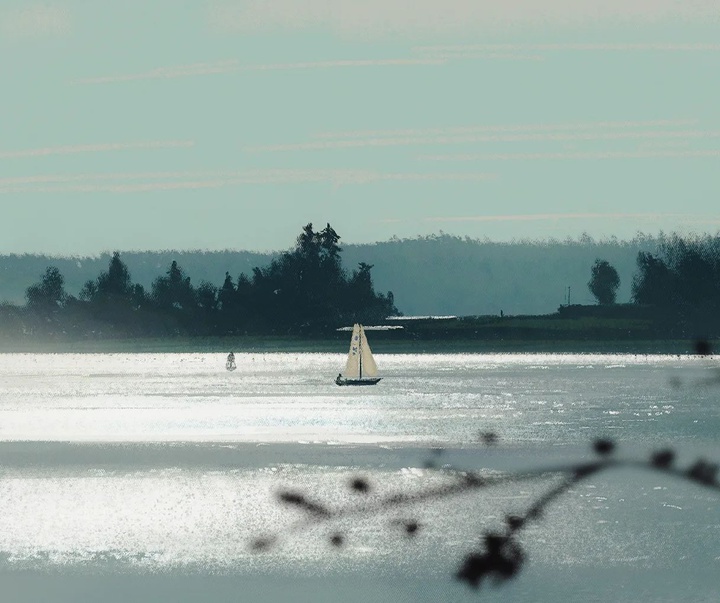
[335,324,381,386]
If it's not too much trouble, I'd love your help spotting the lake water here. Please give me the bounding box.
[0,352,718,602]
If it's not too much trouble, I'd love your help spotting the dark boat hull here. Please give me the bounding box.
[336,378,382,386]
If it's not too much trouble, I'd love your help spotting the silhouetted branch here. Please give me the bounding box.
[277,490,332,517]
[252,438,720,593]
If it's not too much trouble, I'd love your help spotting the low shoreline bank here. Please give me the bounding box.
[0,336,705,355]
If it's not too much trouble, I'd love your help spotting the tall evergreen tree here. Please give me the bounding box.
[151,260,198,333]
[26,266,66,311]
[78,252,148,334]
[24,266,68,336]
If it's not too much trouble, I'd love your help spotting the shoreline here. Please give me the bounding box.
[0,336,705,355]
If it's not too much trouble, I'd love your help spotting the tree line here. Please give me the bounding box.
[3,228,720,342]
[588,233,720,336]
[0,232,667,316]
[0,224,398,341]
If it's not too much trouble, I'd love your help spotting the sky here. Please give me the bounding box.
[2,1,720,255]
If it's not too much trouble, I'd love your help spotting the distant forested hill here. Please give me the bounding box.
[0,251,274,306]
[344,234,659,315]
[0,235,660,316]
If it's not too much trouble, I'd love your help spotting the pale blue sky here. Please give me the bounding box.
[2,1,720,255]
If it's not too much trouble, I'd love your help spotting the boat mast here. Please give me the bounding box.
[358,325,363,379]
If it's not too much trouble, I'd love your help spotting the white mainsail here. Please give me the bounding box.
[343,323,379,380]
[358,326,378,378]
[344,323,361,378]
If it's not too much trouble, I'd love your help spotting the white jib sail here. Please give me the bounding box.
[358,326,378,378]
[344,323,361,378]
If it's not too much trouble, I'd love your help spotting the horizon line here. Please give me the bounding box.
[3,229,720,259]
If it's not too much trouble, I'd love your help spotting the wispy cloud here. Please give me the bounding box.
[419,213,696,223]
[415,43,720,60]
[242,118,720,163]
[424,53,545,61]
[0,141,194,159]
[75,58,444,84]
[315,119,698,139]
[207,0,720,37]
[247,126,718,153]
[379,212,720,225]
[0,4,70,39]
[74,60,243,83]
[74,40,720,87]
[0,169,496,194]
[422,43,720,52]
[422,149,720,161]
[315,120,697,140]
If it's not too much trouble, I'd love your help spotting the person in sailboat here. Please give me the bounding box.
[336,373,343,385]
[227,352,235,364]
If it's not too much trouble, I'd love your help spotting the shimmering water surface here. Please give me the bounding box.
[0,352,718,602]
